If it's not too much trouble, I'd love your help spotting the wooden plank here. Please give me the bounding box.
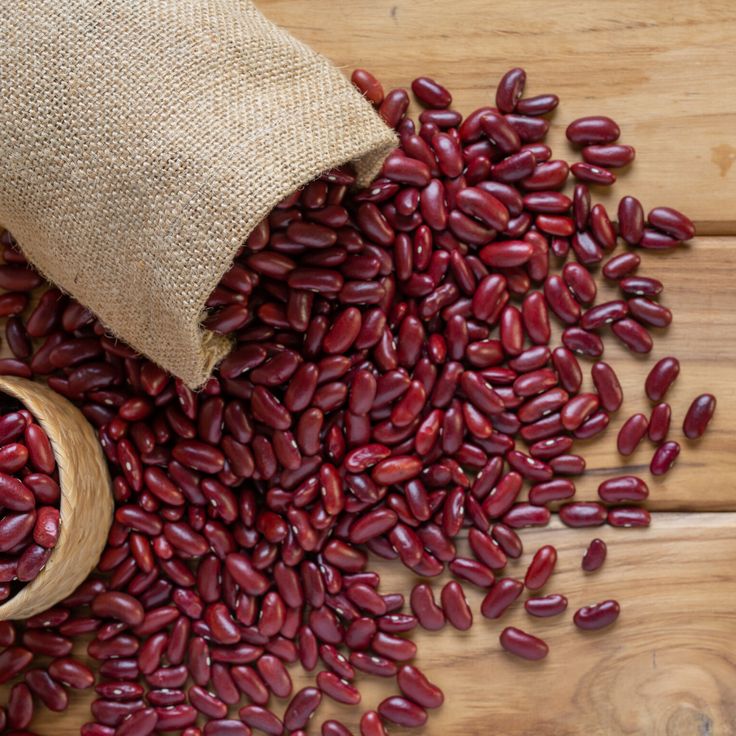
[11,514,736,735]
[260,0,736,234]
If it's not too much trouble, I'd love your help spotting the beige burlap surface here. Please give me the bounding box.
[0,0,395,387]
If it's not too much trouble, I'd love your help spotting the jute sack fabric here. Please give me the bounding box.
[0,0,396,387]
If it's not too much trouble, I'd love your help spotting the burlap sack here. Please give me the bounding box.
[0,0,396,387]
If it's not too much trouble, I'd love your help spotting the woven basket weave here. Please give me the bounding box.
[0,0,396,388]
[0,377,112,621]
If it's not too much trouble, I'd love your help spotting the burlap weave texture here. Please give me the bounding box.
[0,0,395,386]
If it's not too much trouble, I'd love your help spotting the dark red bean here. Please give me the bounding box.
[525,594,568,618]
[284,687,322,731]
[612,318,652,353]
[582,538,607,572]
[650,441,681,476]
[495,68,526,112]
[499,626,548,660]
[583,144,635,168]
[608,507,651,527]
[571,162,616,185]
[439,580,472,630]
[647,207,695,241]
[591,361,623,412]
[412,76,452,108]
[618,196,645,245]
[603,252,640,280]
[566,116,620,145]
[238,705,283,736]
[480,578,523,619]
[628,297,672,328]
[683,394,717,439]
[516,93,559,116]
[617,413,649,456]
[648,402,671,442]
[524,545,557,590]
[598,476,649,503]
[645,357,680,402]
[573,600,620,630]
[559,502,607,528]
[378,696,428,728]
[528,478,575,505]
[351,69,384,105]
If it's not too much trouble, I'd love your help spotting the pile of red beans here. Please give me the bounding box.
[0,66,717,735]
[0,405,60,599]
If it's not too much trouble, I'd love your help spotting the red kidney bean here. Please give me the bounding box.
[480,578,523,619]
[524,545,557,590]
[647,206,695,241]
[456,186,510,230]
[598,475,649,503]
[439,580,472,630]
[284,687,322,731]
[561,393,600,431]
[603,252,640,280]
[238,705,283,736]
[317,670,361,705]
[571,162,616,185]
[515,93,559,116]
[612,318,653,353]
[528,478,575,506]
[544,275,580,324]
[525,594,568,618]
[397,665,444,709]
[559,502,607,528]
[617,413,649,456]
[650,441,681,475]
[683,394,716,439]
[574,599,620,630]
[617,195,645,245]
[378,696,428,728]
[583,144,635,167]
[566,116,620,145]
[499,626,548,660]
[581,538,608,572]
[647,402,671,443]
[495,68,526,112]
[591,361,623,412]
[351,69,384,105]
[628,297,672,328]
[410,583,445,631]
[645,357,680,402]
[360,711,388,736]
[608,507,651,527]
[25,669,68,711]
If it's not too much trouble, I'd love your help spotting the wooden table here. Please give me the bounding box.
[9,1,736,734]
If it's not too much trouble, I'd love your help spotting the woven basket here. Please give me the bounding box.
[0,376,113,620]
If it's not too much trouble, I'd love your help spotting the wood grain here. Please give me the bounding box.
[261,0,736,233]
[4,516,735,735]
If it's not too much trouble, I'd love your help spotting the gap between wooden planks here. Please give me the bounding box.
[261,0,736,234]
[9,515,736,735]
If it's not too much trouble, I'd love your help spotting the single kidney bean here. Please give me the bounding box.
[645,357,680,402]
[378,696,428,728]
[440,580,473,630]
[603,252,640,280]
[559,502,607,528]
[612,318,652,353]
[495,67,526,112]
[598,476,649,503]
[410,583,445,631]
[583,144,635,167]
[647,206,695,240]
[524,545,557,590]
[571,162,616,185]
[480,578,523,619]
[608,507,651,527]
[628,297,672,328]
[591,361,623,412]
[566,116,620,145]
[574,600,620,630]
[397,665,444,709]
[617,413,649,456]
[648,403,671,442]
[650,441,681,475]
[284,687,322,731]
[351,69,384,105]
[618,196,645,245]
[582,538,607,572]
[499,626,548,660]
[561,393,600,431]
[683,394,716,439]
[525,594,568,618]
